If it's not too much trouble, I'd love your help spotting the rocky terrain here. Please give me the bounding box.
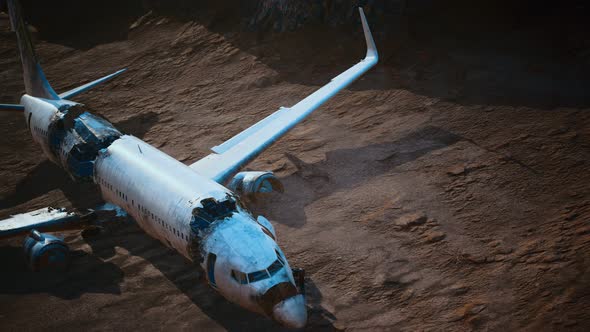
[1,1,589,331]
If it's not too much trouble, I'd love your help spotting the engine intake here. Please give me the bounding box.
[228,171,284,200]
[23,230,70,272]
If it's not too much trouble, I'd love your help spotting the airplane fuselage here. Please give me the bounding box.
[21,94,307,327]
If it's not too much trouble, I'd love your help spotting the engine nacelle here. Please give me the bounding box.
[228,171,284,200]
[23,230,70,272]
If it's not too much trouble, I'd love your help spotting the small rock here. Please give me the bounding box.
[488,240,502,248]
[466,254,487,264]
[492,246,513,255]
[447,165,466,176]
[332,321,347,331]
[395,213,427,229]
[447,283,470,296]
[399,289,414,302]
[448,303,487,322]
[469,304,487,315]
[425,230,446,243]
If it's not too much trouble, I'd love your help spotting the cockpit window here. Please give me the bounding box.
[248,269,270,283]
[231,251,285,284]
[267,258,284,276]
[231,270,248,284]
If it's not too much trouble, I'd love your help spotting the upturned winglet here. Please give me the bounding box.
[359,8,378,61]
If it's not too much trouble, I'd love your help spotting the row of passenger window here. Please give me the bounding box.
[152,210,187,240]
[96,175,189,244]
[97,176,131,204]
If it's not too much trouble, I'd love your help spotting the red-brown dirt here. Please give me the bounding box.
[0,6,589,331]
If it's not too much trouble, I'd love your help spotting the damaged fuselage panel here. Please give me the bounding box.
[23,95,122,181]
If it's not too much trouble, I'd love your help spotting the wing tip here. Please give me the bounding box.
[358,7,378,62]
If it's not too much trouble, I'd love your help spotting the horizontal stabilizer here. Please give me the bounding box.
[59,69,127,100]
[0,103,25,111]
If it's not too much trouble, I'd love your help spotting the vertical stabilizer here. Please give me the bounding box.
[6,0,59,100]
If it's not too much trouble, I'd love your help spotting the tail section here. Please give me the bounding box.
[6,0,59,99]
[4,0,126,105]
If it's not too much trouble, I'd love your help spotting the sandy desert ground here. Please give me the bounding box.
[0,4,589,331]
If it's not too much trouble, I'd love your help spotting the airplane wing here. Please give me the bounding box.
[0,204,126,240]
[0,207,95,240]
[189,8,378,184]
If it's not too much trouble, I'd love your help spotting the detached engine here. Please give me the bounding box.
[23,230,70,272]
[228,171,284,200]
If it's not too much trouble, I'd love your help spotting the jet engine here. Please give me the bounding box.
[228,171,284,200]
[23,230,70,272]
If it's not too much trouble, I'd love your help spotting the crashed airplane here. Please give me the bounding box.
[0,0,378,328]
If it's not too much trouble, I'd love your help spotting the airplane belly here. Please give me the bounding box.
[94,135,232,259]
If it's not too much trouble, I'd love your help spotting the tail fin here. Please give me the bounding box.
[6,0,59,99]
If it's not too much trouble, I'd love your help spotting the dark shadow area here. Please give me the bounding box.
[0,111,160,210]
[224,0,590,109]
[143,0,590,109]
[252,126,461,228]
[83,221,335,331]
[105,111,160,140]
[14,0,144,49]
[305,279,338,330]
[0,245,123,299]
[0,160,101,210]
[8,0,590,108]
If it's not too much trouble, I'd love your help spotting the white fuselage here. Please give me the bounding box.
[95,134,228,257]
[21,94,307,328]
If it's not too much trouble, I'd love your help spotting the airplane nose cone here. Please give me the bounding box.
[272,294,307,328]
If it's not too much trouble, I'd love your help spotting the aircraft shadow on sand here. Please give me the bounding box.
[253,125,462,228]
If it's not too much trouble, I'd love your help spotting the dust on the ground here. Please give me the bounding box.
[0,8,589,332]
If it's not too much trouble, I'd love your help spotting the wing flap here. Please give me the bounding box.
[189,8,378,183]
[211,106,291,154]
[0,207,95,239]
